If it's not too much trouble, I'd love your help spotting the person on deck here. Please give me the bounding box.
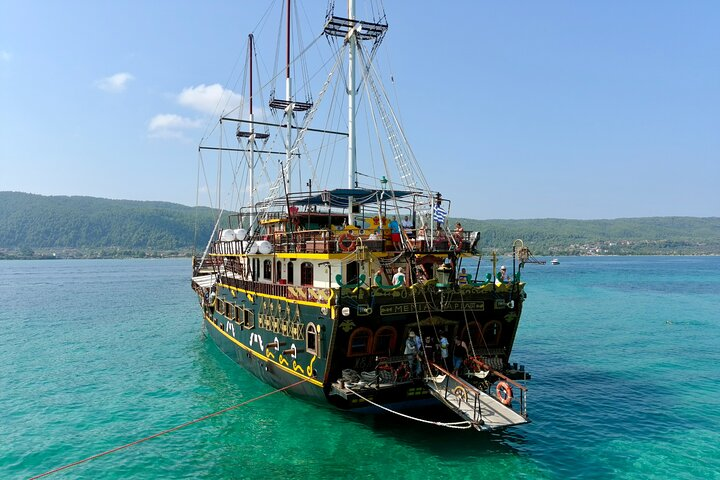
[404,331,419,377]
[416,225,426,248]
[453,222,464,240]
[389,216,402,250]
[499,265,510,282]
[458,268,469,285]
[401,216,414,238]
[391,266,406,286]
[452,338,468,375]
[439,331,449,370]
[423,336,435,365]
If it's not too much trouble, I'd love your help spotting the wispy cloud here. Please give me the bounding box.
[0,50,12,62]
[96,72,134,93]
[178,83,242,114]
[148,113,202,139]
[147,83,242,140]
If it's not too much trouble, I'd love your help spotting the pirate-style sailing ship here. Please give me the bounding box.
[191,0,531,430]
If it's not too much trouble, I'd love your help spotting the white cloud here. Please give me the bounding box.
[0,50,11,62]
[148,113,202,139]
[96,72,134,93]
[178,83,242,114]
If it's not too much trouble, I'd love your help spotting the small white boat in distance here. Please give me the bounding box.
[551,258,560,265]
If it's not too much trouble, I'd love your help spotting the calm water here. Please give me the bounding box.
[1,257,718,479]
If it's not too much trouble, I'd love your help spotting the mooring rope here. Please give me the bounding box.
[30,379,308,479]
[346,388,473,430]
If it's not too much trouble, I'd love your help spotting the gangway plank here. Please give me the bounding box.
[424,365,529,431]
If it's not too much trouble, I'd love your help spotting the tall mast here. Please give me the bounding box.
[237,34,269,233]
[347,0,357,227]
[248,34,256,232]
[285,0,293,197]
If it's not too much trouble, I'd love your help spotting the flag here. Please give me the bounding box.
[433,205,447,224]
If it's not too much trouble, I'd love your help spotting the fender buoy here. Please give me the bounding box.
[338,233,356,252]
[496,381,513,406]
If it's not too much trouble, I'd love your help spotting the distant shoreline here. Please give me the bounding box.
[2,252,717,261]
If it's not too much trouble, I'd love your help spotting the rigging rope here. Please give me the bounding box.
[29,379,308,479]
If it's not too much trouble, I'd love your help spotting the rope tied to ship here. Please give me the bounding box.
[29,379,308,479]
[346,388,473,429]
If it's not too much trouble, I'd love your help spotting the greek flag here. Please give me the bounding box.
[433,205,447,224]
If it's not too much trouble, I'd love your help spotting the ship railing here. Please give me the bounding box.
[220,276,289,298]
[272,229,337,254]
[193,255,223,274]
[464,358,529,418]
[219,275,332,304]
[426,362,490,424]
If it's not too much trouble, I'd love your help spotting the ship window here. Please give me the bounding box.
[287,262,295,284]
[235,306,243,323]
[276,261,282,282]
[226,302,235,320]
[263,260,272,279]
[244,309,255,329]
[348,327,373,356]
[217,300,226,315]
[482,321,502,345]
[373,326,397,355]
[300,262,314,285]
[306,323,319,356]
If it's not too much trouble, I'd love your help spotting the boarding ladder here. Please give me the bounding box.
[424,363,529,431]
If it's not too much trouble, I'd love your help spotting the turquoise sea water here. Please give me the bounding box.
[1,257,718,479]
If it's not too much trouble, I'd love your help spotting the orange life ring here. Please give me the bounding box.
[338,233,356,252]
[496,381,513,406]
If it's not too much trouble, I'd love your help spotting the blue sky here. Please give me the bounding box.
[1,1,718,220]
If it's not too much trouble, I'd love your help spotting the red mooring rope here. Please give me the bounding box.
[30,379,307,479]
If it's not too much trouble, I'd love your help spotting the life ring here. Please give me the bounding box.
[496,381,513,406]
[337,233,356,252]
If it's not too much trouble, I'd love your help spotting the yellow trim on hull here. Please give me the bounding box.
[204,314,324,388]
[218,283,333,308]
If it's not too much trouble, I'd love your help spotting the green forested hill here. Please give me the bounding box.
[0,192,218,258]
[1,192,718,258]
[456,217,720,255]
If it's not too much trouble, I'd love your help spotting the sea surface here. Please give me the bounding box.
[1,257,718,479]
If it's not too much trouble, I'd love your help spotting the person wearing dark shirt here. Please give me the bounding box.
[452,338,468,375]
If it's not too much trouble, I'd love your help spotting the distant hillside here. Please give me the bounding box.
[0,192,219,258]
[455,217,720,255]
[1,192,718,258]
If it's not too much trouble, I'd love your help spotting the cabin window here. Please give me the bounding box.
[263,260,272,280]
[482,321,502,346]
[217,300,226,315]
[225,302,235,320]
[287,262,295,284]
[306,323,319,356]
[348,327,373,356]
[244,309,255,329]
[276,261,282,282]
[235,306,243,323]
[373,326,397,355]
[300,262,314,286]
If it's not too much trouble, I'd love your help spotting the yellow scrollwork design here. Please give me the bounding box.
[306,355,317,377]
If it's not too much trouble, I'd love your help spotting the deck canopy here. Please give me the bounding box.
[291,188,418,208]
